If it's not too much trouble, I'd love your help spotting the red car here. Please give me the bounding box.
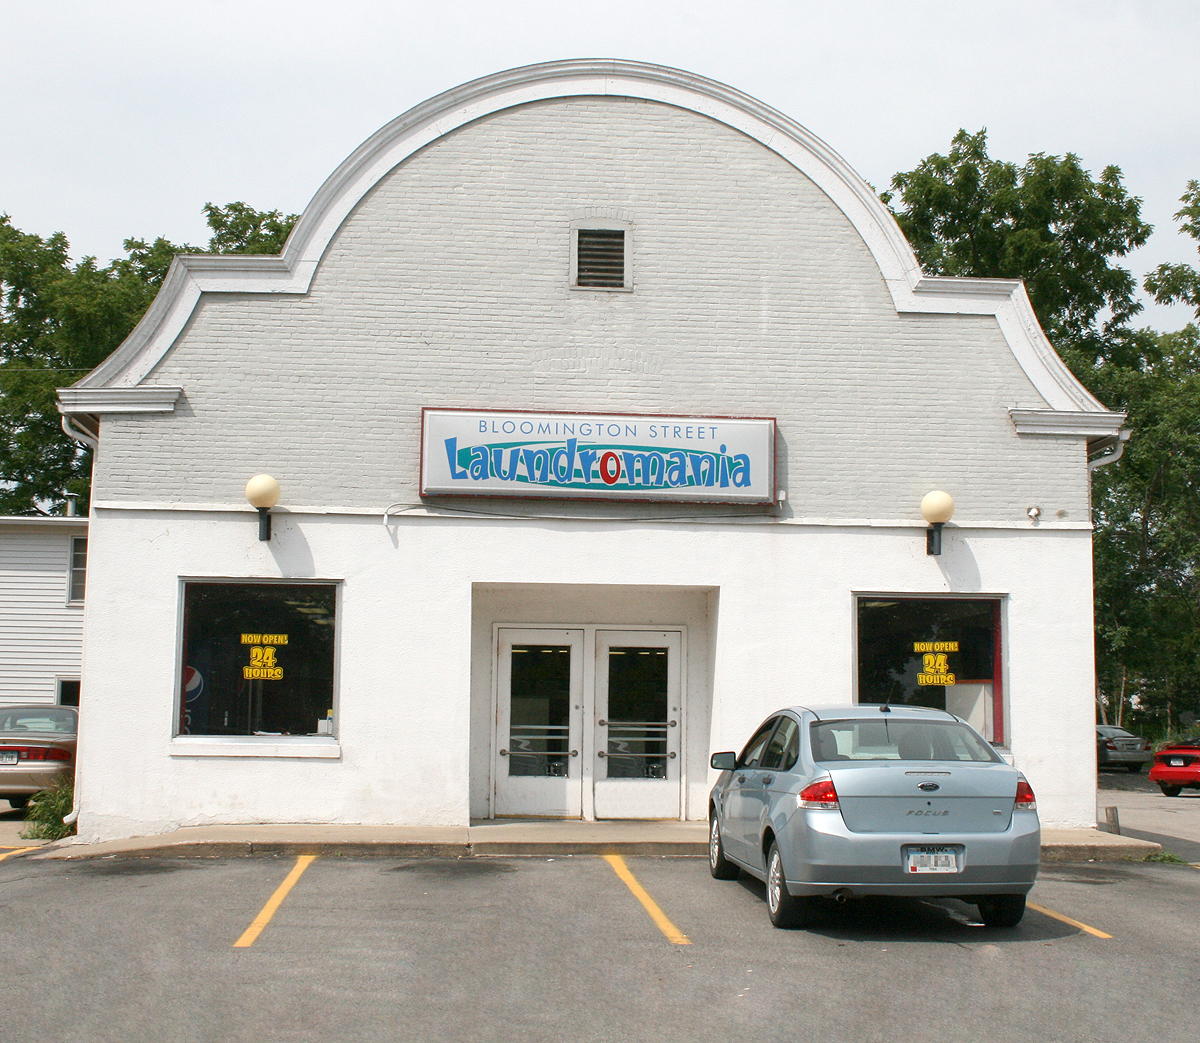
[1148,737,1200,797]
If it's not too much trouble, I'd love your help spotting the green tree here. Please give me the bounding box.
[0,203,298,514]
[1091,325,1200,732]
[882,128,1152,375]
[1145,180,1200,319]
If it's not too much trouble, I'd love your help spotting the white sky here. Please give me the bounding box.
[2,0,1197,330]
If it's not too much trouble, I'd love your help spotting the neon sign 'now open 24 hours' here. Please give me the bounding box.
[420,409,777,504]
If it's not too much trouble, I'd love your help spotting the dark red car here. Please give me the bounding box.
[1148,737,1200,797]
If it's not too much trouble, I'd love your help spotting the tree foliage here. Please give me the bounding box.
[1145,180,1200,319]
[887,131,1199,733]
[0,203,297,514]
[882,128,1152,375]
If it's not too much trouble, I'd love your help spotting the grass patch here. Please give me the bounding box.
[1143,849,1191,865]
[19,778,76,841]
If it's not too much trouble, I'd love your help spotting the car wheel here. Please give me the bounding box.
[1159,785,1183,798]
[1126,763,1142,773]
[976,894,1026,928]
[765,842,814,929]
[708,815,739,880]
[5,796,29,811]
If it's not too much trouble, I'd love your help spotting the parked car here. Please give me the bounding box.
[1096,725,1152,772]
[708,704,1040,929]
[1147,737,1200,797]
[0,705,77,810]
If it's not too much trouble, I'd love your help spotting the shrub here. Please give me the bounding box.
[20,778,76,841]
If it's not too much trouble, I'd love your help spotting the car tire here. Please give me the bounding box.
[765,841,814,929]
[1126,763,1142,773]
[1159,785,1183,798]
[5,796,29,811]
[977,894,1026,928]
[709,815,739,880]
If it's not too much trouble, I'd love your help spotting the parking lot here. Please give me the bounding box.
[0,847,1196,1043]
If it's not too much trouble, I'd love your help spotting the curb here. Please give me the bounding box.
[1040,839,1162,862]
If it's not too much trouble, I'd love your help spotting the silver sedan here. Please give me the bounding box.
[708,704,1040,928]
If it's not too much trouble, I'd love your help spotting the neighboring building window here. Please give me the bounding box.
[857,597,1003,745]
[571,221,632,289]
[179,582,336,737]
[69,537,87,601]
[58,679,81,707]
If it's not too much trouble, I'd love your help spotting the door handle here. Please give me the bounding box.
[736,774,747,783]
[761,775,774,785]
[570,750,578,757]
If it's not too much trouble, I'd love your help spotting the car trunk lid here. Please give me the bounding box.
[828,762,1019,834]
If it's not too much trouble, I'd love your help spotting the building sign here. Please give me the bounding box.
[915,641,958,686]
[421,409,776,503]
[242,633,287,681]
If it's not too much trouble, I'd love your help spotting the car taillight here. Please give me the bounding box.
[1104,740,1117,750]
[1015,777,1037,811]
[0,746,71,761]
[798,778,840,810]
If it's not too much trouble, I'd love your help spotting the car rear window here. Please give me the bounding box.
[811,718,998,763]
[0,708,78,735]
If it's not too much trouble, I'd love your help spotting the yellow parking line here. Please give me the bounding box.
[602,854,690,945]
[1027,901,1112,938]
[0,846,40,863]
[234,855,317,948]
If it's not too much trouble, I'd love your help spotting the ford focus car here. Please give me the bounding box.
[1147,737,1200,797]
[708,704,1040,929]
[0,705,77,810]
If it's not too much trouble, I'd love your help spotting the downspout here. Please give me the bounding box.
[61,412,99,450]
[59,410,96,827]
[1087,428,1130,472]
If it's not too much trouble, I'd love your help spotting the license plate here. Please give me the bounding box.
[905,845,960,874]
[0,751,17,765]
[1169,758,1185,767]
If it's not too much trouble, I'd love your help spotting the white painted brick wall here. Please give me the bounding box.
[97,98,1085,522]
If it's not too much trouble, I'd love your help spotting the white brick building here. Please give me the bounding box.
[58,61,1123,841]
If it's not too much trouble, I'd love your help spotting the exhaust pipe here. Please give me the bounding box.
[832,888,851,904]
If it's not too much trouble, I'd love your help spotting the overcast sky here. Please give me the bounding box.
[2,0,1196,330]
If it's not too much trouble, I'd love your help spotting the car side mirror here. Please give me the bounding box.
[710,751,736,770]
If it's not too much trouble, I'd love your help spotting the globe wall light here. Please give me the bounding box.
[920,491,955,556]
[245,474,281,541]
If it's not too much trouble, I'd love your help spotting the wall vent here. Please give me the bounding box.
[576,229,626,287]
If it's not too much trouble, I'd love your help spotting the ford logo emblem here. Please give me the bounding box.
[918,782,940,792]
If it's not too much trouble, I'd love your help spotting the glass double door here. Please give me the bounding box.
[495,628,682,820]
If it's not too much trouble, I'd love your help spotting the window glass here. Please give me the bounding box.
[69,537,87,601]
[810,719,998,763]
[857,597,1002,743]
[761,717,799,771]
[0,707,77,734]
[737,717,779,769]
[58,679,81,707]
[180,583,336,737]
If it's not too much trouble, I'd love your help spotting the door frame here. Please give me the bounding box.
[490,623,688,821]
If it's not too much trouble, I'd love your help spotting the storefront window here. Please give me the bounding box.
[857,597,1003,744]
[179,583,336,737]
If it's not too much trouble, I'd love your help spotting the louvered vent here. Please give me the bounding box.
[576,229,626,287]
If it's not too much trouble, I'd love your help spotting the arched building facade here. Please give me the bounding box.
[59,61,1123,840]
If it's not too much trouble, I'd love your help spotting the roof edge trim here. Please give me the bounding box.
[67,59,1104,416]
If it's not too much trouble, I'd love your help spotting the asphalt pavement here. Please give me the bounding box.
[0,849,1195,1043]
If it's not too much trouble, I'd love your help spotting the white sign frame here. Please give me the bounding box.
[421,408,777,504]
